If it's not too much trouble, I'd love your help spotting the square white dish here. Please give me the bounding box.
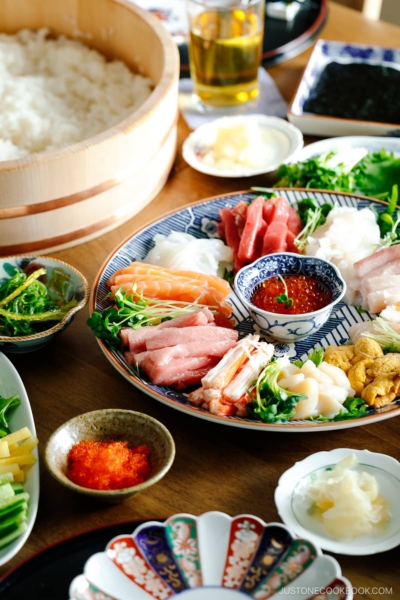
[288,39,400,137]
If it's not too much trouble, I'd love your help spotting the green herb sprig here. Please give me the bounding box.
[88,285,216,351]
[275,275,294,309]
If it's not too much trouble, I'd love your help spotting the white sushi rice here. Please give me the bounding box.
[0,28,153,160]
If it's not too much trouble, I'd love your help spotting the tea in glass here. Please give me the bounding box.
[187,0,265,110]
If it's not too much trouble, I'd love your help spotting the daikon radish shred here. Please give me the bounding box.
[300,454,391,541]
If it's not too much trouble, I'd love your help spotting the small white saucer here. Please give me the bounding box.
[275,448,400,555]
[182,115,303,178]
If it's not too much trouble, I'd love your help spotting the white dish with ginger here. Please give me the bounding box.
[275,448,400,555]
[182,115,303,178]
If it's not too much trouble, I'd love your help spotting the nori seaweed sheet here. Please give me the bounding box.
[303,62,400,124]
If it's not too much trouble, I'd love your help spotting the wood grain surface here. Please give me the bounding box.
[1,3,399,598]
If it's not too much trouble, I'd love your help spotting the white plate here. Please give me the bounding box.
[0,352,39,566]
[288,40,400,137]
[295,135,400,162]
[182,115,303,178]
[275,448,400,555]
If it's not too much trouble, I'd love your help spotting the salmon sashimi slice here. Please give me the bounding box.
[141,355,218,386]
[109,262,231,297]
[201,334,259,390]
[134,338,237,368]
[355,246,400,279]
[146,326,238,351]
[110,280,232,317]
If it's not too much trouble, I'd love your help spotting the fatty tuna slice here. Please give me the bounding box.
[135,338,237,367]
[141,355,217,386]
[146,326,238,351]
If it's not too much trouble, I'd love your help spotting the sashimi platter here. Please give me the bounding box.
[90,188,400,432]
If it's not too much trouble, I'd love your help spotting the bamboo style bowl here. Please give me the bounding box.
[0,0,179,256]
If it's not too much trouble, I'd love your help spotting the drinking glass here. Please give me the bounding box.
[187,0,265,112]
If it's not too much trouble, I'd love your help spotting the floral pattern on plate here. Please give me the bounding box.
[79,512,352,600]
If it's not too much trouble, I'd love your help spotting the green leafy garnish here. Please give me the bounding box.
[0,267,77,337]
[356,306,367,314]
[361,317,400,353]
[333,397,369,421]
[294,198,333,253]
[275,275,294,309]
[250,187,278,199]
[247,358,307,423]
[88,285,215,351]
[223,269,234,283]
[0,395,20,438]
[293,348,324,368]
[276,149,400,199]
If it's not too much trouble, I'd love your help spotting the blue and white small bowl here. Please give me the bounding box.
[234,253,346,343]
[0,255,89,353]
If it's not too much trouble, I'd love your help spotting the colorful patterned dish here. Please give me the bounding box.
[0,352,39,566]
[91,189,400,432]
[0,256,89,353]
[70,512,352,600]
[288,40,400,137]
[275,448,400,556]
[234,253,346,342]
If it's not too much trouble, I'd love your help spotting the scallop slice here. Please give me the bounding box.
[318,361,354,394]
[278,364,302,380]
[317,384,348,418]
[290,378,319,420]
[301,360,334,384]
[279,373,305,390]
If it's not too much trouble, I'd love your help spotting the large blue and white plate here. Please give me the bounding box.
[91,189,400,432]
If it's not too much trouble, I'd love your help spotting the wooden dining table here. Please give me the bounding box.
[1,2,400,598]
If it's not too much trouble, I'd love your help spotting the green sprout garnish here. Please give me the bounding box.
[275,275,294,309]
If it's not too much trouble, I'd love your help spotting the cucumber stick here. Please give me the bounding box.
[0,472,30,548]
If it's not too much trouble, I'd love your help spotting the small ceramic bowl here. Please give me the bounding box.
[0,255,89,353]
[234,252,346,343]
[275,448,400,555]
[45,409,175,503]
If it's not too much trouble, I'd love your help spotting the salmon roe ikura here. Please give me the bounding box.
[251,274,332,315]
[66,440,151,490]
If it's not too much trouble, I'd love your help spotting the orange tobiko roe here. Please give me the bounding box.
[66,440,151,490]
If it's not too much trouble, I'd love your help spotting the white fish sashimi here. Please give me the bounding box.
[380,303,400,323]
[306,207,381,304]
[366,288,400,313]
[144,231,233,277]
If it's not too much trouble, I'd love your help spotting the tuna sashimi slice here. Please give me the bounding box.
[174,364,220,390]
[135,338,237,368]
[355,246,400,279]
[286,230,299,254]
[262,221,288,255]
[120,308,214,350]
[219,208,244,274]
[238,196,265,262]
[270,196,290,223]
[142,355,217,386]
[287,206,303,236]
[146,326,238,351]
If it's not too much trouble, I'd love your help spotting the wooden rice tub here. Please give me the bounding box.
[0,0,179,254]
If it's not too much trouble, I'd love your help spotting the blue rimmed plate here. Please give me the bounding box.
[90,189,400,432]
